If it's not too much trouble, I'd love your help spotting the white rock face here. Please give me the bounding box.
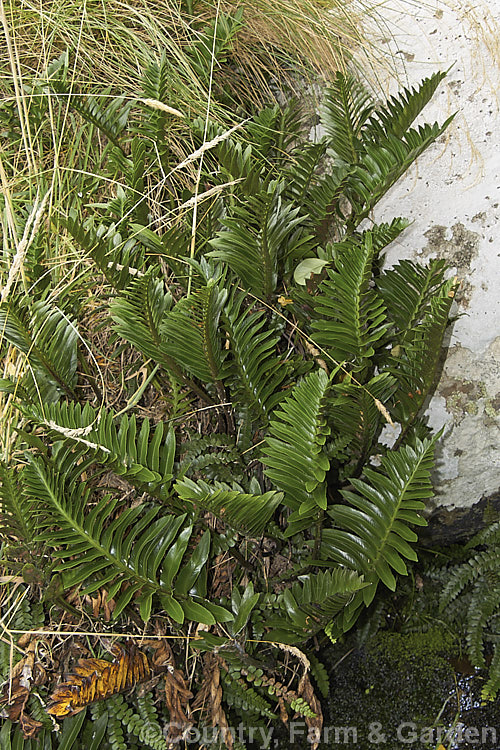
[363,0,500,508]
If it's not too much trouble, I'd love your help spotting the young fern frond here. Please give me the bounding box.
[262,369,331,533]
[312,232,390,371]
[324,436,438,603]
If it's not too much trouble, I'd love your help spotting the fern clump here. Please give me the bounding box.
[0,26,460,748]
[440,521,500,701]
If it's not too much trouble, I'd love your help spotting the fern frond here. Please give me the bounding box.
[222,671,277,719]
[312,232,389,370]
[47,71,130,148]
[109,269,176,366]
[26,456,230,624]
[208,181,305,297]
[377,258,448,336]
[466,587,499,668]
[0,298,78,403]
[327,373,397,468]
[266,568,366,642]
[223,293,290,422]
[482,646,500,702]
[344,119,454,225]
[325,436,437,603]
[387,277,456,423]
[174,477,283,537]
[24,401,177,504]
[365,71,448,141]
[261,369,331,524]
[320,72,374,164]
[59,212,145,290]
[0,462,36,542]
[161,279,227,383]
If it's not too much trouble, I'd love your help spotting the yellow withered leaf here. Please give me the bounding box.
[47,641,152,717]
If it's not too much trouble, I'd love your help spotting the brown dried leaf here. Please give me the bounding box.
[164,666,193,746]
[0,677,43,739]
[191,655,233,749]
[46,640,152,717]
[298,673,323,750]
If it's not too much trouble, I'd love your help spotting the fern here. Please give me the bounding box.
[221,671,277,719]
[208,181,305,297]
[261,369,331,530]
[161,278,228,383]
[365,71,448,141]
[0,298,78,403]
[0,461,36,542]
[22,401,177,504]
[175,477,283,537]
[223,292,290,423]
[320,71,375,164]
[25,455,231,624]
[440,523,500,699]
[324,436,438,618]
[312,231,390,371]
[266,568,367,642]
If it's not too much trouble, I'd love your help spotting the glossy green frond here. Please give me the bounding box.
[262,369,331,522]
[26,457,230,625]
[109,269,182,374]
[387,277,456,422]
[327,373,397,467]
[0,462,36,542]
[312,232,389,370]
[325,436,438,602]
[223,293,290,422]
[377,258,448,336]
[0,298,78,403]
[60,212,145,290]
[25,401,176,503]
[174,477,283,536]
[160,279,227,383]
[320,71,374,164]
[266,568,366,642]
[208,181,305,297]
[365,71,448,141]
[345,119,454,224]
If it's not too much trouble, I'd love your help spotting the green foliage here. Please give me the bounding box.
[1,41,458,748]
[440,521,500,701]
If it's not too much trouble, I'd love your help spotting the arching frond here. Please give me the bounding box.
[312,231,389,370]
[262,369,331,533]
[26,456,231,625]
[0,298,78,403]
[324,436,438,602]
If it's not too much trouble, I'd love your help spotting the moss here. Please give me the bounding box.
[319,629,457,749]
[365,628,456,672]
